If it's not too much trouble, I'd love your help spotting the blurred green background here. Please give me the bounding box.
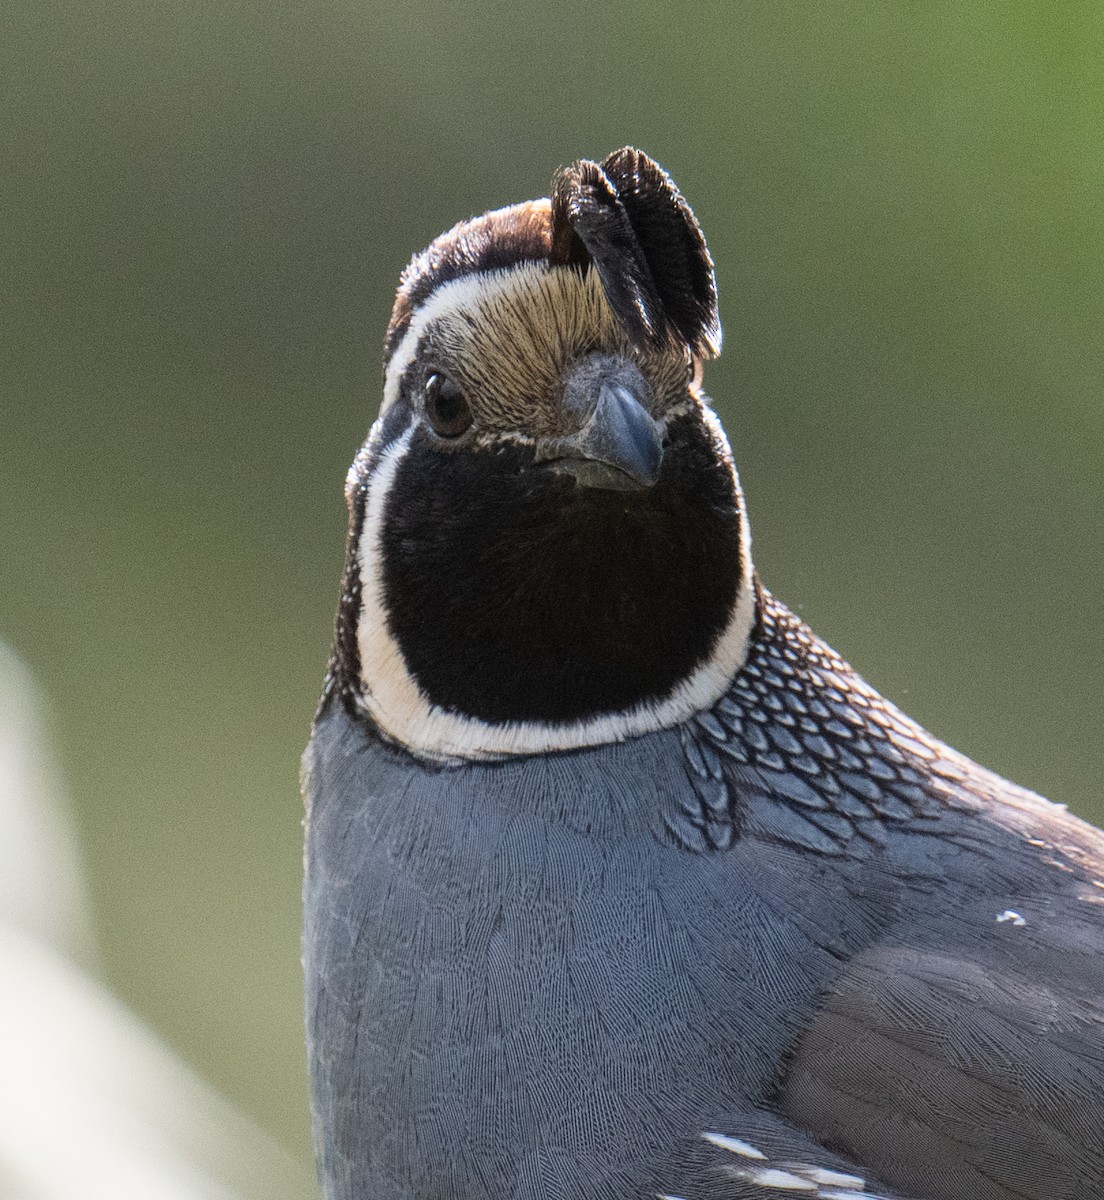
[3,0,1102,1178]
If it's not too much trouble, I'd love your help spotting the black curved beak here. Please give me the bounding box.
[536,380,664,492]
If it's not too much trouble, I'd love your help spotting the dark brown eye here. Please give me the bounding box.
[424,372,473,438]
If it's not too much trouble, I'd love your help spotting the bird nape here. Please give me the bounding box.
[302,148,1104,1200]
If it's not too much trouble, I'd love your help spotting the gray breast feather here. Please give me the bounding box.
[303,703,896,1198]
[304,692,1104,1200]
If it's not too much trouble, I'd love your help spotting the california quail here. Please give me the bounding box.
[302,148,1104,1200]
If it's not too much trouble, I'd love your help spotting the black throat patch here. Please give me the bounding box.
[372,406,743,727]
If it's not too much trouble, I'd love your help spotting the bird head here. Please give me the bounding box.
[334,149,756,760]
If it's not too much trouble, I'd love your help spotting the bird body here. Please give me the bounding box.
[303,149,1104,1200]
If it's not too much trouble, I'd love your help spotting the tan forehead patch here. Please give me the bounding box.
[425,264,690,435]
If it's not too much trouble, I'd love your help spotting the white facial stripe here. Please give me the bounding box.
[354,407,756,763]
[382,263,552,422]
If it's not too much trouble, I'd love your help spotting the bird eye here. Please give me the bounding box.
[424,373,473,438]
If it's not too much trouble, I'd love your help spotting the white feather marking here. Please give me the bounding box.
[792,1166,865,1188]
[739,1167,818,1191]
[996,909,1027,926]
[702,1131,767,1159]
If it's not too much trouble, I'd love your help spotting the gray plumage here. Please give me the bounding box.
[305,593,1104,1199]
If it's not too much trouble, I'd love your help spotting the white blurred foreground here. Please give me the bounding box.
[0,644,317,1200]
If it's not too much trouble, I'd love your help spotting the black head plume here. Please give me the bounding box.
[549,148,721,359]
[549,159,668,351]
[601,148,721,358]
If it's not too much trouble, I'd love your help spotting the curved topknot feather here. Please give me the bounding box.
[601,147,721,358]
[549,159,669,351]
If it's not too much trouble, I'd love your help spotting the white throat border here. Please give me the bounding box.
[352,405,756,764]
